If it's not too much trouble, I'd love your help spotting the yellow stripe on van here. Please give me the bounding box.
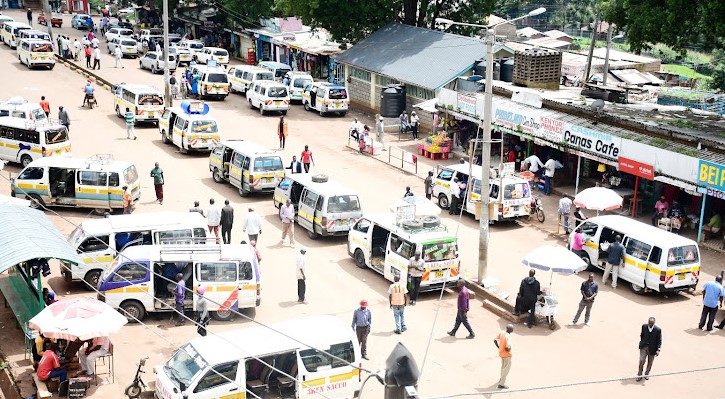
[303,377,327,387]
[329,370,358,383]
[298,209,313,222]
[30,148,42,154]
[210,286,237,292]
[5,143,19,149]
[210,158,222,166]
[240,284,257,291]
[623,257,647,271]
[79,188,98,194]
[584,241,598,250]
[273,194,284,203]
[106,286,149,294]
[219,393,245,399]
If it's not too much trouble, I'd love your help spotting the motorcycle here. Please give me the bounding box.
[530,195,545,223]
[125,356,148,398]
[84,93,96,109]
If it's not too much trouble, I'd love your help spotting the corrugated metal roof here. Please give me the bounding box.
[335,23,486,91]
[0,203,83,274]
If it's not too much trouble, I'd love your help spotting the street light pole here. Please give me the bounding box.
[162,0,171,107]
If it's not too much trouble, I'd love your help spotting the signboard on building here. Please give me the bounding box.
[563,123,620,159]
[618,157,654,180]
[456,93,477,116]
[697,160,725,192]
[539,115,564,142]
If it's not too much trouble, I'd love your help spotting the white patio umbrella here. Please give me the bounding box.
[29,297,128,340]
[573,186,623,212]
[521,245,587,291]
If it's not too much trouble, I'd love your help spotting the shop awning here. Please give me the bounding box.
[0,203,83,274]
[654,176,702,196]
[413,99,439,114]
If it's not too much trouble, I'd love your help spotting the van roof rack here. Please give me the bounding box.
[88,154,115,164]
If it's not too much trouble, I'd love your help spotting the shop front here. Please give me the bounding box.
[696,160,725,244]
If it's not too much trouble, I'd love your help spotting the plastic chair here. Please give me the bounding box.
[94,343,114,384]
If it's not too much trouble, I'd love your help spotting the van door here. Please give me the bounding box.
[433,168,454,208]
[189,361,242,399]
[236,259,257,309]
[76,170,111,209]
[228,151,245,191]
[76,235,112,286]
[577,221,601,269]
[297,188,319,232]
[297,341,357,399]
[621,236,651,290]
[348,218,372,267]
[659,244,700,292]
[384,233,414,281]
[296,348,331,398]
[195,261,239,319]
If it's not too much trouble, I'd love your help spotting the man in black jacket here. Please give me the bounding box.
[514,269,541,328]
[637,317,662,381]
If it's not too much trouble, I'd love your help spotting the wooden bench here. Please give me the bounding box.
[32,373,53,399]
[0,273,42,330]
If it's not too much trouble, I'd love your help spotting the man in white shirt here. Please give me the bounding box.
[205,198,222,244]
[522,154,544,174]
[280,199,295,247]
[92,45,101,70]
[543,156,557,195]
[73,38,82,61]
[114,46,124,68]
[449,177,461,215]
[91,36,100,48]
[82,36,90,48]
[558,194,573,234]
[350,118,362,140]
[61,36,70,59]
[296,247,307,303]
[243,207,262,243]
[410,111,420,140]
[78,336,110,377]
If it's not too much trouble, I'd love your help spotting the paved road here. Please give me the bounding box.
[0,9,723,399]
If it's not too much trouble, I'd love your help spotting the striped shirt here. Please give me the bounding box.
[124,111,134,126]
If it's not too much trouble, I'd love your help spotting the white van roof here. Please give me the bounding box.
[188,315,354,365]
[5,21,31,28]
[0,116,63,131]
[285,174,358,197]
[254,80,287,88]
[25,156,135,170]
[119,244,255,264]
[115,83,163,94]
[234,65,268,72]
[79,212,206,236]
[169,107,218,121]
[364,213,453,242]
[218,140,277,156]
[584,215,698,247]
[444,162,528,183]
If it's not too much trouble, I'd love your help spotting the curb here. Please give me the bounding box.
[55,56,114,91]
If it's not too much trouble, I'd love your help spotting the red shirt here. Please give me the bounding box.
[301,150,312,163]
[37,349,60,380]
[39,100,50,113]
[507,150,515,163]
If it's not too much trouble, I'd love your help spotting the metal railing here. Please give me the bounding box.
[388,146,418,174]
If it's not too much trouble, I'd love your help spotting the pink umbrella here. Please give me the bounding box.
[573,187,623,212]
[29,297,127,340]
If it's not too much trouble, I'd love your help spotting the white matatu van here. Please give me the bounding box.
[60,211,208,289]
[571,215,701,294]
[155,315,361,399]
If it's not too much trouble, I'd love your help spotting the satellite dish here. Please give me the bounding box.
[590,99,605,113]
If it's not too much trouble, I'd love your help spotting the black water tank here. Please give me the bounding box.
[501,59,514,82]
[474,61,501,80]
[380,85,406,118]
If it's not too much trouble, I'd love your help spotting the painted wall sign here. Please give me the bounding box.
[539,115,564,142]
[563,123,620,158]
[618,156,654,180]
[697,160,725,191]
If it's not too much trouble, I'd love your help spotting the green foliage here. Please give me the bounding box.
[223,0,276,25]
[711,49,725,91]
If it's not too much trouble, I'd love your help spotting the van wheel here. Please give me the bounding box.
[354,249,367,269]
[93,208,109,216]
[83,270,102,290]
[260,106,265,116]
[248,99,254,109]
[307,228,319,240]
[212,307,234,321]
[630,282,645,295]
[212,168,223,183]
[581,254,595,271]
[303,101,310,111]
[438,193,450,209]
[161,131,169,144]
[120,300,145,322]
[238,187,248,197]
[20,155,33,167]
[27,194,45,210]
[339,112,347,117]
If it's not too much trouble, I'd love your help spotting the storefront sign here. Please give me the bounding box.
[697,160,725,191]
[696,187,725,199]
[456,93,477,116]
[618,156,654,180]
[539,115,563,142]
[493,107,539,135]
[563,123,620,158]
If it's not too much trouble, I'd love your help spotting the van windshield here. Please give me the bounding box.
[213,50,228,56]
[667,245,699,266]
[191,120,218,133]
[503,182,530,199]
[293,78,313,88]
[257,72,274,81]
[253,156,283,172]
[68,226,85,247]
[267,86,288,98]
[32,108,47,122]
[422,238,458,262]
[138,94,163,105]
[45,128,69,144]
[166,345,205,387]
[329,88,347,100]
[30,42,52,52]
[121,40,136,46]
[327,195,361,213]
[189,42,203,49]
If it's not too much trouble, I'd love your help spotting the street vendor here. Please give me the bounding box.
[37,342,67,384]
[77,336,111,378]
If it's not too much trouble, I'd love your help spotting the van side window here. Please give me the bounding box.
[155,229,193,244]
[18,167,44,180]
[354,219,370,233]
[315,195,324,211]
[239,262,253,280]
[79,171,108,186]
[649,246,662,264]
[193,228,207,243]
[624,238,651,261]
[232,153,244,168]
[111,262,147,282]
[242,157,250,170]
[78,235,109,252]
[109,173,120,187]
[197,262,237,282]
[194,361,239,392]
[600,228,622,244]
[301,190,319,210]
[489,183,499,199]
[174,116,186,130]
[329,341,355,367]
[580,222,598,236]
[392,236,414,259]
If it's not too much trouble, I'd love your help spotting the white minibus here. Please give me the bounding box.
[0,117,70,166]
[112,83,165,124]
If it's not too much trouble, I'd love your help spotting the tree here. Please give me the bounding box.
[602,0,725,52]
[711,49,725,92]
[221,0,276,26]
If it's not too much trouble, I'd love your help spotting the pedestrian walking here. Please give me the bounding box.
[636,317,662,381]
[92,45,101,70]
[150,162,164,204]
[543,156,557,195]
[122,185,133,214]
[39,96,50,117]
[61,36,70,59]
[169,73,177,98]
[280,199,295,247]
[189,200,203,215]
[174,273,186,326]
[570,273,598,326]
[403,186,414,198]
[220,200,234,244]
[73,38,81,61]
[388,275,408,334]
[449,177,461,215]
[602,235,625,288]
[296,247,307,303]
[242,207,261,243]
[407,253,424,305]
[27,8,32,26]
[250,240,262,263]
[424,171,433,200]
[301,145,314,173]
[124,108,137,140]
[58,106,70,131]
[375,115,385,149]
[558,193,573,234]
[351,300,371,360]
[286,155,302,174]
[114,46,125,68]
[410,111,419,140]
[447,279,475,339]
[698,275,724,331]
[278,116,288,149]
[514,269,541,328]
[206,199,221,244]
[195,286,209,336]
[84,45,92,68]
[493,324,514,389]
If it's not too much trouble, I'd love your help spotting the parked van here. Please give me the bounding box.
[348,212,460,291]
[0,15,15,29]
[285,71,314,102]
[273,174,362,239]
[196,47,229,65]
[98,244,260,321]
[571,215,700,294]
[227,65,273,94]
[246,80,290,115]
[0,97,48,123]
[17,38,55,69]
[210,140,284,196]
[112,83,165,124]
[10,155,141,212]
[60,212,208,289]
[258,60,292,81]
[178,39,204,57]
[302,82,349,117]
[432,162,532,222]
[155,315,361,399]
[159,101,220,153]
[17,29,51,42]
[0,117,70,166]
[191,65,230,100]
[1,21,31,48]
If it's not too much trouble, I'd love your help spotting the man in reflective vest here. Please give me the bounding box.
[388,275,408,334]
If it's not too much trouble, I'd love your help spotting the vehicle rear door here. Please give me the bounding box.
[76,170,111,209]
[228,151,245,190]
[660,245,700,291]
[384,233,414,281]
[621,236,650,289]
[194,261,238,315]
[297,188,318,232]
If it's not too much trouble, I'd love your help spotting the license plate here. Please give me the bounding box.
[338,219,348,225]
[435,270,444,278]
[512,206,520,211]
[264,177,272,183]
[148,112,154,117]
[275,101,281,105]
[335,102,341,107]
[678,274,686,280]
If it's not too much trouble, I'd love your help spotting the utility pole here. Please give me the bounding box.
[602,24,613,85]
[583,10,600,84]
[162,0,171,107]
[477,26,494,283]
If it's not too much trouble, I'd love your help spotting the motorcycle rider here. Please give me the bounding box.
[82,80,95,107]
